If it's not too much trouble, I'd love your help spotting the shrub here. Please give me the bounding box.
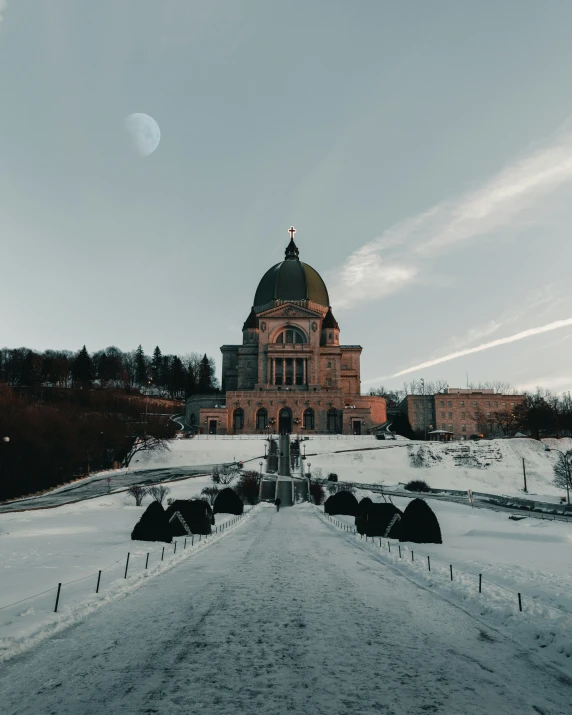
[327,481,356,495]
[127,485,147,506]
[131,501,172,543]
[148,485,170,504]
[327,473,338,482]
[310,481,325,505]
[214,487,244,515]
[404,480,431,493]
[356,503,402,538]
[399,498,442,544]
[324,490,358,516]
[201,485,220,506]
[235,471,260,505]
[165,499,213,536]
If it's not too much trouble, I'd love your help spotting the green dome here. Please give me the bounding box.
[253,238,330,309]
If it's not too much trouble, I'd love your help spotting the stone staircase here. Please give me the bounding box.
[276,479,294,507]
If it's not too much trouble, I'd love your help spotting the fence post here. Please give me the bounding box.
[146,552,150,569]
[411,551,414,562]
[54,583,62,613]
[184,538,187,549]
[427,555,430,571]
[96,570,102,593]
[174,541,177,554]
[161,546,165,561]
[388,541,391,552]
[398,545,401,558]
[192,536,194,546]
[379,538,382,547]
[518,593,522,612]
[479,574,482,593]
[450,565,453,581]
[124,552,130,579]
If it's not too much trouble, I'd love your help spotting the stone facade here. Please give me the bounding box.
[186,232,386,435]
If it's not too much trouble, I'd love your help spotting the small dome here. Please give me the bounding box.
[253,236,329,309]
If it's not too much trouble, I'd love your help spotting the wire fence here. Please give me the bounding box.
[318,510,572,621]
[0,511,251,644]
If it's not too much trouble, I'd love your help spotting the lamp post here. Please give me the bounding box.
[1,436,9,484]
[545,446,571,505]
[259,461,263,478]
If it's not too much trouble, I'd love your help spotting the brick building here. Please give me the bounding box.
[399,388,525,440]
[186,229,386,434]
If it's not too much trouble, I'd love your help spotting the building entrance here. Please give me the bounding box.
[208,420,217,435]
[279,407,292,434]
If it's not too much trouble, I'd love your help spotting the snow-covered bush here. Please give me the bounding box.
[404,480,431,493]
[324,490,358,516]
[310,481,325,505]
[165,499,213,536]
[131,501,172,543]
[356,503,402,538]
[213,487,244,515]
[399,498,442,544]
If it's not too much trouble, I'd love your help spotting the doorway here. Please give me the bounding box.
[353,420,361,436]
[208,420,217,435]
[279,407,292,434]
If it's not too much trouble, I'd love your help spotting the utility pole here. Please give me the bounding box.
[522,457,528,493]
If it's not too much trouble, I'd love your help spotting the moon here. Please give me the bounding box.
[124,113,161,157]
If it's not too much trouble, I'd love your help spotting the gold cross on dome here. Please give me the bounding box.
[288,226,296,240]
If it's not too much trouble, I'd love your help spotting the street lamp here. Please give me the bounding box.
[259,461,263,478]
[545,446,571,505]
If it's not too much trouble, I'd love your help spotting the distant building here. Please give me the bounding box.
[186,229,386,434]
[399,388,526,440]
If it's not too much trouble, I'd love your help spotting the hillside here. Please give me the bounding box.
[140,435,572,500]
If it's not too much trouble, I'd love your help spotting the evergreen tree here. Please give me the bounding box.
[185,361,197,398]
[150,346,162,386]
[170,356,186,398]
[71,346,94,386]
[135,345,147,386]
[198,353,214,393]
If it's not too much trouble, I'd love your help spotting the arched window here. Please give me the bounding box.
[233,408,244,431]
[327,408,338,432]
[303,408,314,430]
[275,327,306,344]
[256,408,268,430]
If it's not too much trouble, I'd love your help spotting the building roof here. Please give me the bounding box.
[322,307,339,330]
[253,237,330,309]
[242,308,258,330]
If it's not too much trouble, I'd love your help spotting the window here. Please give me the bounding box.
[304,408,315,430]
[275,358,283,385]
[493,401,498,408]
[327,361,332,368]
[502,402,506,408]
[511,403,515,409]
[487,412,491,418]
[342,364,348,370]
[460,400,465,407]
[329,333,333,339]
[486,401,490,407]
[256,408,268,430]
[448,424,453,431]
[233,408,244,430]
[441,423,446,430]
[327,408,338,432]
[276,328,305,344]
[461,424,466,432]
[326,378,332,387]
[474,412,478,419]
[461,412,465,419]
[473,401,477,407]
[447,401,452,407]
[441,411,445,418]
[448,412,452,418]
[440,400,444,407]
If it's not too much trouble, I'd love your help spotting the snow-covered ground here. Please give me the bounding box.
[142,434,572,499]
[2,506,571,715]
[0,474,251,662]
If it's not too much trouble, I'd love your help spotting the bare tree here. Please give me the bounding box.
[127,485,147,506]
[553,450,572,504]
[311,467,324,481]
[326,481,356,495]
[201,485,220,506]
[212,464,240,485]
[122,434,170,467]
[149,485,170,504]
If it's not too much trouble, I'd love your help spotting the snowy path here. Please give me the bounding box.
[2,506,570,715]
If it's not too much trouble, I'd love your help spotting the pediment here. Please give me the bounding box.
[257,304,323,320]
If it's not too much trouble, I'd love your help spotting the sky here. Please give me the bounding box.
[1,0,572,395]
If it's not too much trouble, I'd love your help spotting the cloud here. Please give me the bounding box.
[0,1,7,27]
[329,120,572,310]
[363,317,572,383]
[516,375,572,393]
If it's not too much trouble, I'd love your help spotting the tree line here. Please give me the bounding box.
[0,345,219,399]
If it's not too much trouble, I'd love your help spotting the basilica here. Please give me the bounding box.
[185,229,386,435]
